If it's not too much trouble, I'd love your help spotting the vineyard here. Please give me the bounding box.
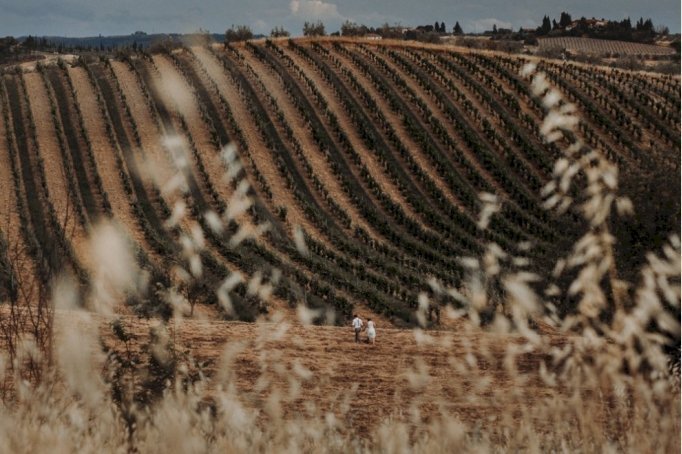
[539,36,677,56]
[0,38,679,326]
[0,36,679,450]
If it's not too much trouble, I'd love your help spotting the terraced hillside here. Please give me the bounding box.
[539,36,677,56]
[0,39,679,325]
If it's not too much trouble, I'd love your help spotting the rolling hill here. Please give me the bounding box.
[538,36,677,56]
[0,39,679,325]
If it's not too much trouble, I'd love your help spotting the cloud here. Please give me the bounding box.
[465,17,513,33]
[351,11,405,26]
[0,0,94,21]
[252,19,268,33]
[0,0,678,37]
[518,18,539,29]
[289,0,342,19]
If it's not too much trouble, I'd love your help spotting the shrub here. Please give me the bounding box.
[610,55,646,71]
[225,25,253,43]
[270,26,290,38]
[303,21,326,37]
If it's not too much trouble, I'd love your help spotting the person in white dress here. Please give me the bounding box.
[366,318,376,345]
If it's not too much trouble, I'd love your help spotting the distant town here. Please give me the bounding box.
[1,12,679,67]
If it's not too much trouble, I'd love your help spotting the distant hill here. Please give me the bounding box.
[17,32,264,50]
[539,36,677,56]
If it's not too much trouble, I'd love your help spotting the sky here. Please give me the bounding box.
[0,0,679,38]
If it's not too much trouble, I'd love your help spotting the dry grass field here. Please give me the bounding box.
[91,313,568,434]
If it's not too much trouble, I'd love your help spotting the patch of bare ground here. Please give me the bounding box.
[161,52,238,202]
[22,72,92,269]
[239,47,381,243]
[191,47,391,326]
[109,60,175,199]
[331,45,465,215]
[90,311,573,436]
[150,54,223,197]
[66,66,161,265]
[372,47,508,202]
[232,51,398,323]
[112,61,238,271]
[406,50,537,196]
[190,48,332,249]
[0,88,39,299]
[286,45,423,224]
[424,51,548,183]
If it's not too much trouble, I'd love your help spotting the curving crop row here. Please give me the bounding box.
[205,46,452,291]
[86,61,176,259]
[337,44,556,242]
[42,65,110,223]
[364,46,561,241]
[470,54,628,169]
[1,75,85,285]
[255,42,495,259]
[186,48,275,203]
[217,45,445,319]
[36,64,89,227]
[136,51,411,321]
[289,42,498,256]
[0,79,48,283]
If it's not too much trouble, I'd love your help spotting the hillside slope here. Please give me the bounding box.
[0,39,679,324]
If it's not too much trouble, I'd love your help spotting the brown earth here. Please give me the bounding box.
[0,82,39,298]
[87,310,572,436]
[281,44,423,224]
[341,45,484,208]
[239,46,380,242]
[67,66,162,264]
[23,72,95,272]
[361,48,482,209]
[189,47,332,250]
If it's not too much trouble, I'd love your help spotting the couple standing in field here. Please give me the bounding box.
[351,314,376,345]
